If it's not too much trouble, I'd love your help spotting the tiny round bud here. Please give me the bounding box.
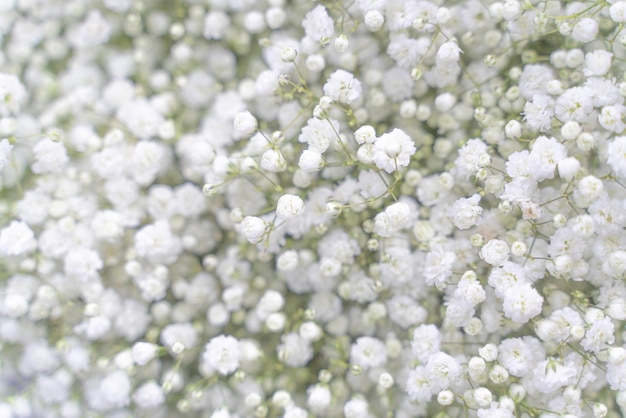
[246,393,262,407]
[546,79,563,95]
[468,356,486,377]
[505,120,522,139]
[509,383,526,402]
[378,372,394,389]
[488,364,509,384]
[437,390,454,406]
[367,239,378,252]
[272,390,292,407]
[464,317,483,335]
[470,234,485,247]
[576,132,595,151]
[233,111,258,136]
[561,121,581,140]
[405,169,422,186]
[484,55,497,67]
[553,214,567,228]
[473,387,492,408]
[325,201,343,218]
[364,10,384,31]
[592,402,608,418]
[499,396,515,411]
[510,241,527,257]
[479,343,498,361]
[280,47,297,62]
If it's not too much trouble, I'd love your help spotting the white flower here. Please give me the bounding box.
[607,136,626,179]
[277,332,314,367]
[203,11,230,40]
[0,73,27,116]
[354,125,377,145]
[598,105,626,133]
[523,94,554,132]
[134,221,182,265]
[518,64,555,100]
[373,201,413,237]
[276,250,298,271]
[160,322,198,352]
[480,239,510,266]
[528,136,567,182]
[557,157,581,182]
[63,247,103,281]
[424,245,456,288]
[299,118,339,153]
[276,194,304,220]
[0,220,36,256]
[350,337,387,370]
[203,334,240,375]
[233,111,257,137]
[32,138,69,174]
[610,2,626,22]
[425,352,462,392]
[131,342,159,366]
[406,366,432,403]
[132,381,165,409]
[581,317,615,354]
[411,324,441,363]
[372,128,416,173]
[454,139,490,179]
[302,5,334,42]
[0,138,12,171]
[554,86,594,123]
[73,10,112,48]
[502,283,543,323]
[454,274,486,306]
[298,149,324,172]
[260,149,287,172]
[584,50,612,76]
[501,0,522,21]
[572,18,598,43]
[364,10,385,31]
[117,99,165,140]
[100,370,131,409]
[498,337,545,377]
[436,41,462,64]
[344,398,369,418]
[451,194,483,230]
[323,70,362,104]
[241,216,268,244]
[307,384,331,414]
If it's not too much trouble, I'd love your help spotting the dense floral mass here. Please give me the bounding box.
[2,0,626,417]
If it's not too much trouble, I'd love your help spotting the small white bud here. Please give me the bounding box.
[479,343,498,361]
[473,387,492,408]
[325,201,342,218]
[378,372,394,389]
[510,241,527,257]
[505,120,522,139]
[241,216,268,244]
[280,47,297,62]
[437,390,454,406]
[276,194,304,220]
[233,111,258,137]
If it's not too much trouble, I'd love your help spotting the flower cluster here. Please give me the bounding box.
[1,0,626,417]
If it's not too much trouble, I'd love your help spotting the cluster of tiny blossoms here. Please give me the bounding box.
[3,0,626,417]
